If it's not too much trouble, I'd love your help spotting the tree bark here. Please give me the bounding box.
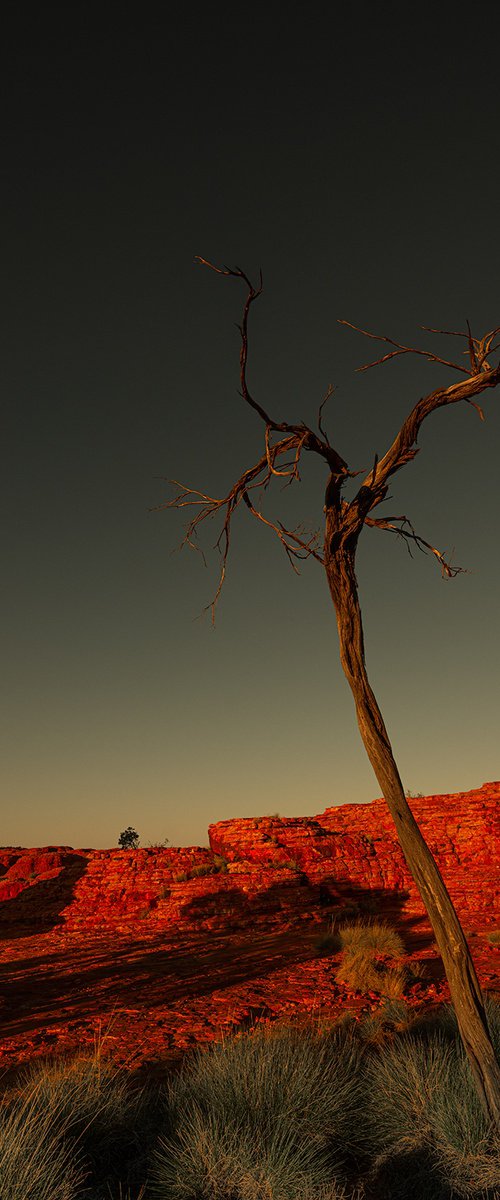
[324,525,500,1132]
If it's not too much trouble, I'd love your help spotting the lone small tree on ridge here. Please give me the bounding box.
[158,258,500,1129]
[118,826,140,850]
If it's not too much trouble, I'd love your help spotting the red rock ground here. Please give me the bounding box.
[0,783,498,1084]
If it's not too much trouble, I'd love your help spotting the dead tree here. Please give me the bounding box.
[158,258,500,1130]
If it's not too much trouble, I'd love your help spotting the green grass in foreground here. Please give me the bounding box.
[0,994,499,1199]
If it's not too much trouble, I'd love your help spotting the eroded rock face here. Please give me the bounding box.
[209,782,500,922]
[0,783,498,934]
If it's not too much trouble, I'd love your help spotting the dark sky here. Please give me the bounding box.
[2,12,500,848]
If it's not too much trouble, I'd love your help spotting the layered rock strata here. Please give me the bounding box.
[0,783,498,934]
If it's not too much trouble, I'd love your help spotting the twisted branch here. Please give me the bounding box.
[337,320,500,516]
[195,257,349,477]
[162,261,500,615]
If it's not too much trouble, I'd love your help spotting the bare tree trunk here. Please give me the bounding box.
[184,258,500,1130]
[324,535,500,1132]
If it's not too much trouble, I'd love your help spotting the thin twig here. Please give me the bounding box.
[365,514,465,578]
[318,384,334,444]
[338,319,469,376]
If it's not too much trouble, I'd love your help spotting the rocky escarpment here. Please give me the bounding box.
[209,782,499,922]
[0,783,498,934]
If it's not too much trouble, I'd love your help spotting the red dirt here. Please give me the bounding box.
[0,783,498,1084]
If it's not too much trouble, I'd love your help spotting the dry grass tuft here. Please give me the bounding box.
[335,951,381,993]
[334,919,407,998]
[339,920,405,959]
[378,966,407,999]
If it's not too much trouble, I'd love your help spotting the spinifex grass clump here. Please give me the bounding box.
[19,1053,142,1178]
[318,917,408,999]
[189,863,214,878]
[335,949,384,994]
[338,920,405,960]
[1,1046,157,1200]
[358,998,413,1045]
[1,998,499,1198]
[151,1020,365,1199]
[0,1078,84,1200]
[361,993,500,1199]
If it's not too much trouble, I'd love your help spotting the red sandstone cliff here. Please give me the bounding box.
[0,782,498,934]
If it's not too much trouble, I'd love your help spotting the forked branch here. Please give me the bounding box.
[154,428,324,622]
[194,257,349,477]
[365,514,465,578]
[338,319,469,375]
[339,320,500,510]
[163,260,500,618]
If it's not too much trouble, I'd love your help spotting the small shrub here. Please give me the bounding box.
[487,928,500,946]
[189,863,213,878]
[172,870,188,882]
[157,884,171,900]
[213,853,228,873]
[118,827,140,850]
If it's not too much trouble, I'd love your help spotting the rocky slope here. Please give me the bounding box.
[0,782,498,935]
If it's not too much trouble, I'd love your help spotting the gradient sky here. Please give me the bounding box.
[2,13,500,849]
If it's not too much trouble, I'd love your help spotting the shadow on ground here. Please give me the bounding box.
[0,878,436,1040]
